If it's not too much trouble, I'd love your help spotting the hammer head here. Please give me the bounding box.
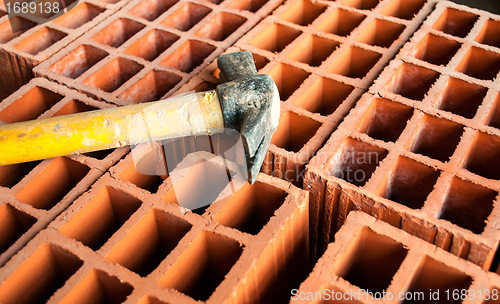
[216,52,280,184]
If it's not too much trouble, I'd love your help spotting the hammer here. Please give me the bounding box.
[0,52,280,184]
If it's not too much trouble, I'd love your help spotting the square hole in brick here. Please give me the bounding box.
[119,161,165,193]
[271,111,322,153]
[227,0,267,12]
[476,19,500,49]
[0,86,63,123]
[436,77,487,119]
[161,2,211,31]
[456,47,500,81]
[60,186,142,250]
[128,0,177,21]
[92,18,145,48]
[49,45,108,79]
[342,0,380,10]
[403,256,472,304]
[381,0,425,20]
[439,177,496,234]
[279,0,326,26]
[83,149,115,160]
[125,29,179,61]
[409,115,464,162]
[59,269,133,304]
[325,138,388,187]
[294,77,354,116]
[215,182,287,235]
[249,23,301,53]
[159,231,243,301]
[0,243,83,304]
[195,12,247,41]
[464,131,500,180]
[268,63,310,100]
[358,98,413,142]
[0,17,35,43]
[315,8,366,37]
[380,157,439,209]
[487,94,500,129]
[328,46,382,79]
[16,157,90,210]
[106,209,191,276]
[53,3,104,29]
[0,204,36,253]
[0,161,39,188]
[252,52,270,70]
[385,63,439,101]
[334,227,408,293]
[118,70,182,104]
[413,33,461,66]
[13,27,67,55]
[356,18,405,48]
[432,8,478,38]
[287,34,339,67]
[53,100,99,116]
[161,40,216,73]
[83,57,143,93]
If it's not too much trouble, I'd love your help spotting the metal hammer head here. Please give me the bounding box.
[216,51,280,184]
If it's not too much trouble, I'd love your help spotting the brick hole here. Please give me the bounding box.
[403,256,472,304]
[59,269,133,304]
[128,0,177,21]
[119,70,182,104]
[0,161,40,188]
[413,33,461,66]
[125,29,179,61]
[342,0,380,10]
[0,204,36,253]
[438,177,496,234]
[279,0,327,26]
[49,45,108,79]
[200,0,223,4]
[464,131,500,180]
[380,157,439,209]
[249,23,301,53]
[334,227,408,293]
[195,12,247,41]
[294,77,354,116]
[161,2,211,31]
[83,57,143,93]
[83,149,114,160]
[385,63,439,101]
[252,52,269,70]
[215,182,287,235]
[16,157,90,210]
[287,34,339,67]
[487,94,500,129]
[409,115,464,162]
[0,17,36,43]
[491,244,500,274]
[13,27,67,55]
[356,18,405,48]
[138,296,167,304]
[381,0,425,20]
[328,46,382,79]
[358,98,413,142]
[271,111,321,152]
[476,19,500,49]
[325,138,388,187]
[227,0,267,12]
[53,100,98,117]
[60,186,142,250]
[315,8,366,37]
[436,77,487,119]
[483,288,500,304]
[53,2,104,29]
[456,46,500,81]
[192,81,217,92]
[159,231,243,301]
[0,11,5,18]
[106,209,191,276]
[119,161,165,193]
[268,63,310,100]
[432,8,478,38]
[161,40,216,73]
[0,243,83,304]
[0,86,63,123]
[92,18,145,48]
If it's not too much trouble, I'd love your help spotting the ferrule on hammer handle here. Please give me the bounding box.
[0,91,224,166]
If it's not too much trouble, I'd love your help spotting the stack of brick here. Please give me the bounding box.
[305,1,500,269]
[0,78,128,267]
[33,0,285,105]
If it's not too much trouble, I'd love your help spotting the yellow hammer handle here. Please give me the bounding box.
[0,91,224,165]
